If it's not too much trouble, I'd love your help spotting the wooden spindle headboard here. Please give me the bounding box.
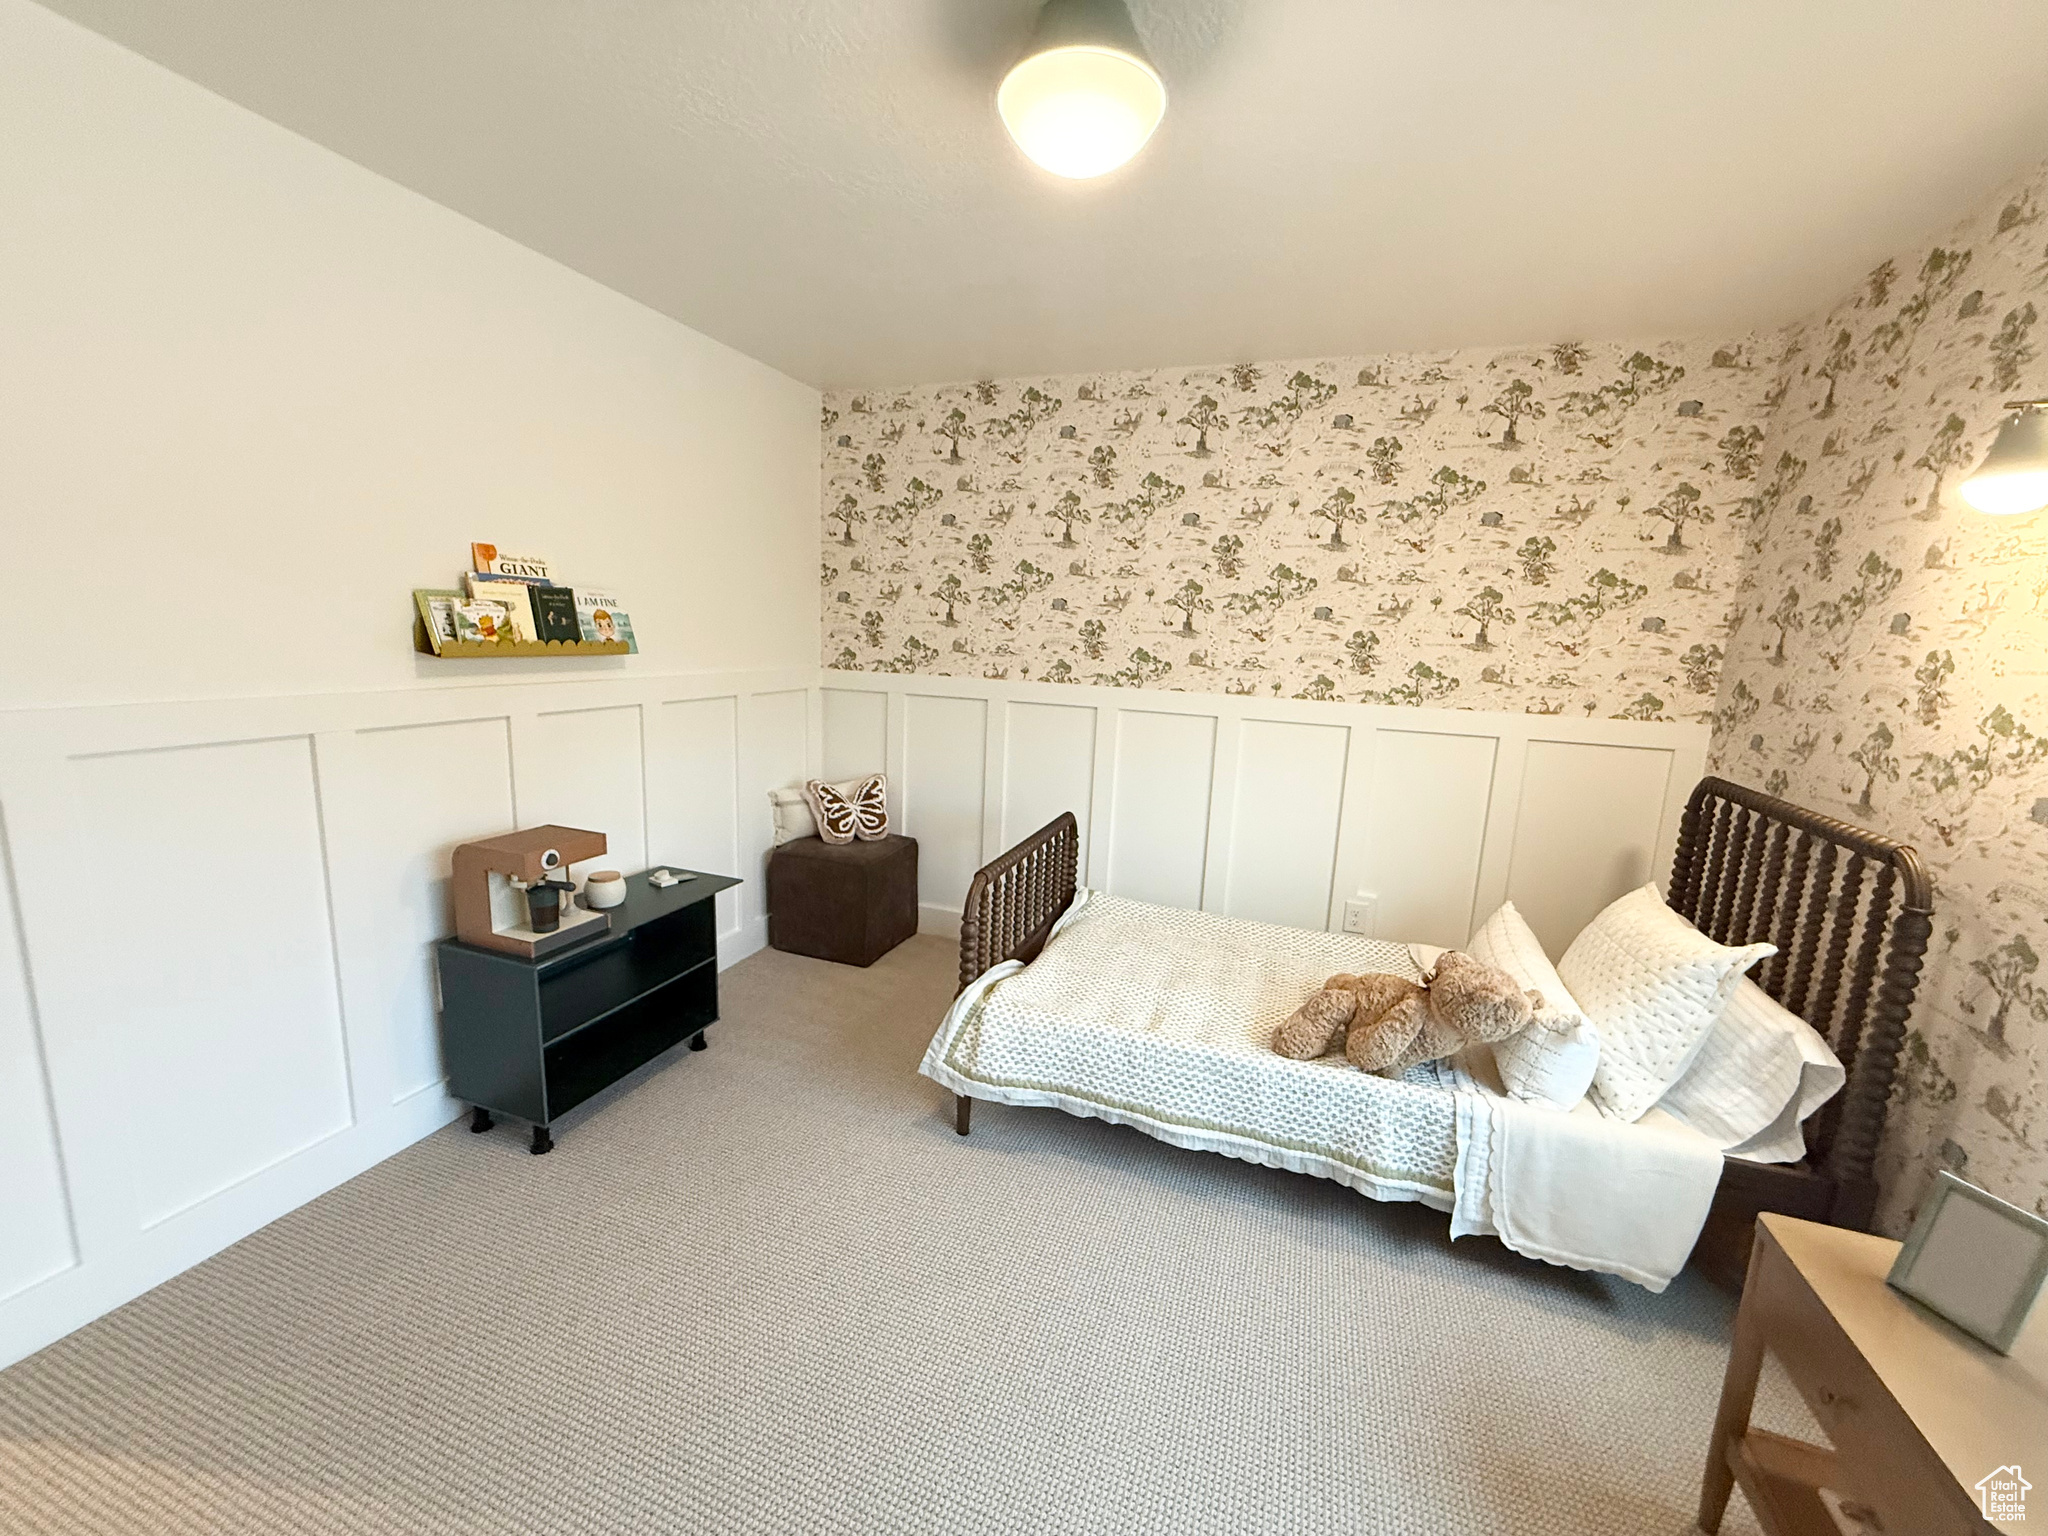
[1668,775,1934,1212]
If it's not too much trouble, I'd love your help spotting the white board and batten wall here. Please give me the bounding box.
[0,667,1703,1369]
[822,676,1708,958]
[0,668,820,1369]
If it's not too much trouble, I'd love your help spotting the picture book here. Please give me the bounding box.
[469,543,554,582]
[413,589,462,655]
[452,599,517,644]
[574,589,637,652]
[463,573,541,641]
[531,585,581,645]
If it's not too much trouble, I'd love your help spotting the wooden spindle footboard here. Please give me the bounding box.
[951,812,1080,1135]
[956,811,1080,996]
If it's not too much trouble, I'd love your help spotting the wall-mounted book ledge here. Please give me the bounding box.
[414,547,638,657]
[414,622,631,658]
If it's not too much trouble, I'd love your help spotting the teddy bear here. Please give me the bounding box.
[1271,950,1537,1076]
[1271,972,1423,1064]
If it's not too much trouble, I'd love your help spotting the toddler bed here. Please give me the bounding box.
[920,777,1933,1289]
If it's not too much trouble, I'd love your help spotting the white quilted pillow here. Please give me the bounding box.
[1464,900,1599,1110]
[1559,884,1775,1123]
[1657,977,1845,1161]
[767,784,816,845]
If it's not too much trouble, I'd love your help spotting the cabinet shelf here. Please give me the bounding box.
[544,966,717,1119]
[435,867,741,1149]
[542,953,714,1050]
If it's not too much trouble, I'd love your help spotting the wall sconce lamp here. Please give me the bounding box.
[1960,400,2048,517]
[998,0,1165,179]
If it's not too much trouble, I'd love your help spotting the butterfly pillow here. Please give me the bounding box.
[803,774,889,845]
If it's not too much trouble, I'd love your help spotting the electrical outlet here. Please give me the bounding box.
[1342,896,1377,935]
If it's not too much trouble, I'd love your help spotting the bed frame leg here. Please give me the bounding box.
[955,1094,973,1136]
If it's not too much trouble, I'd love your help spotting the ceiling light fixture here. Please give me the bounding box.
[1960,400,2048,516]
[998,0,1165,180]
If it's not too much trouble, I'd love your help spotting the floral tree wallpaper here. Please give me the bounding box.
[1711,160,2048,1228]
[821,337,1777,717]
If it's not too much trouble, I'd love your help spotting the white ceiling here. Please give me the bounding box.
[37,0,2048,389]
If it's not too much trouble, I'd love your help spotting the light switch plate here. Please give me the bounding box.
[1342,897,1377,935]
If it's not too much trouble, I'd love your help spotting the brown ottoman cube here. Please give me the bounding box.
[767,834,919,966]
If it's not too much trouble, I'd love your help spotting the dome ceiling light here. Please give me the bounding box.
[1960,400,2048,517]
[997,0,1165,180]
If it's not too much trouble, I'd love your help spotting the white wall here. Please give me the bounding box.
[0,2,823,1366]
[0,0,820,710]
[825,677,1708,961]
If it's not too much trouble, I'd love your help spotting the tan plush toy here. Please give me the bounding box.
[1271,973,1426,1065]
[1272,951,1537,1076]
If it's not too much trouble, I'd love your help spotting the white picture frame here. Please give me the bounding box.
[1887,1171,2048,1355]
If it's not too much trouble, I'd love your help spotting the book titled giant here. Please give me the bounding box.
[470,543,554,582]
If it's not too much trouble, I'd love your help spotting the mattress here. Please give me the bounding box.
[919,889,1464,1208]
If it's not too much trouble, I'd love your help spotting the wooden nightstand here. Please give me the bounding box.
[1700,1212,2048,1535]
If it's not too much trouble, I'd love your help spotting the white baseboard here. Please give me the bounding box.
[717,914,769,970]
[918,902,962,940]
[0,1089,459,1371]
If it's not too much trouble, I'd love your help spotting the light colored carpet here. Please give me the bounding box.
[0,934,1806,1535]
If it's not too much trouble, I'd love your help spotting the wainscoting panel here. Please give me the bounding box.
[0,665,815,1369]
[523,705,649,882]
[1506,739,1680,957]
[650,694,743,942]
[740,687,814,940]
[1107,709,1217,911]
[901,694,989,914]
[821,675,1705,964]
[819,687,888,782]
[0,816,76,1304]
[1223,718,1350,931]
[1354,729,1501,950]
[319,716,518,1107]
[64,737,354,1231]
[1000,701,1097,857]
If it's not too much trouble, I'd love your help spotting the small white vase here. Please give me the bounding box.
[583,871,626,909]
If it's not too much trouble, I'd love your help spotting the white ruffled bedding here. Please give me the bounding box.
[919,889,1724,1291]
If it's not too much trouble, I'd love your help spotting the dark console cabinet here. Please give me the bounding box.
[436,867,740,1153]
